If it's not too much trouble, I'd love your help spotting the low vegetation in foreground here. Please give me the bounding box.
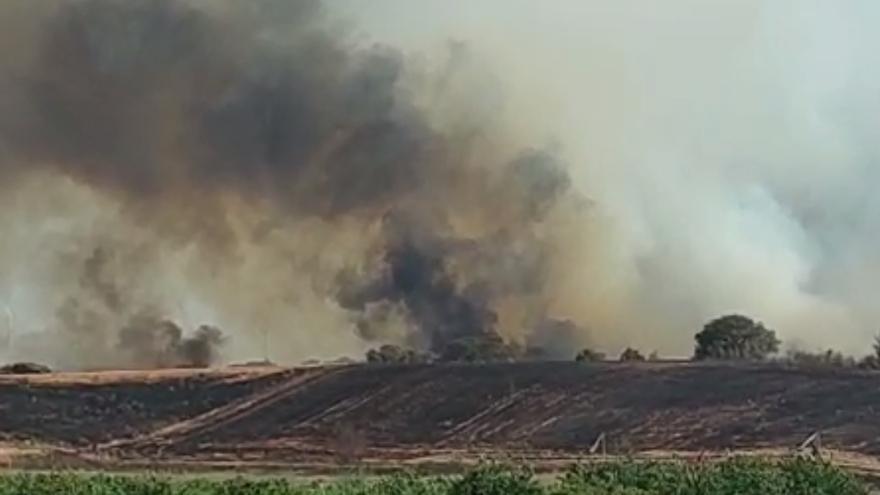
[0,459,866,495]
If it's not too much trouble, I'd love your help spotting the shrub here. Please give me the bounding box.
[556,458,866,495]
[0,362,51,374]
[785,349,856,369]
[0,460,864,495]
[366,345,430,364]
[858,335,880,369]
[575,348,606,362]
[438,333,519,363]
[448,465,541,495]
[619,348,645,362]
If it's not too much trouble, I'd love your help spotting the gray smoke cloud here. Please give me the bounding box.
[0,0,590,368]
[50,245,226,369]
[2,0,875,367]
[337,0,880,355]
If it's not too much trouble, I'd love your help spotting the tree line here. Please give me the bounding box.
[365,313,880,369]
[581,314,880,368]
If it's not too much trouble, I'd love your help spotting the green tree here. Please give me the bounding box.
[786,349,856,368]
[365,344,428,364]
[575,348,605,362]
[694,314,780,360]
[619,347,645,362]
[439,332,519,363]
[858,335,880,369]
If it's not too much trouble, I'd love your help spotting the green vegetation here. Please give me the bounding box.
[366,345,430,364]
[780,335,880,370]
[858,335,880,369]
[785,348,857,368]
[0,459,865,495]
[575,348,605,362]
[619,347,646,362]
[694,314,780,361]
[365,332,522,365]
[558,458,866,495]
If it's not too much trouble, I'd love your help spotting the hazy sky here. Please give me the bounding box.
[333,1,880,354]
[3,1,880,367]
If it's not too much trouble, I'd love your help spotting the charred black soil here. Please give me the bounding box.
[1,362,879,469]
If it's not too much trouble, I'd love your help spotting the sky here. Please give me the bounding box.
[2,0,880,367]
[333,1,880,354]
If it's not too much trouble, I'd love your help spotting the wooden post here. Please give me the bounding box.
[797,432,822,461]
[589,432,607,456]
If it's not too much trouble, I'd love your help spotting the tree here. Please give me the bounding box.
[786,349,856,369]
[0,362,51,375]
[693,314,780,360]
[438,332,519,363]
[365,344,428,364]
[619,347,645,362]
[575,348,605,362]
[858,335,880,369]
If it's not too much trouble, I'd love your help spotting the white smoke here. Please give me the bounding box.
[338,0,880,355]
[1,0,878,368]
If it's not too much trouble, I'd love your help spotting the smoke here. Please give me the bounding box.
[337,149,572,355]
[47,245,225,369]
[118,316,224,368]
[338,212,503,353]
[0,0,592,368]
[338,0,880,355]
[2,0,875,367]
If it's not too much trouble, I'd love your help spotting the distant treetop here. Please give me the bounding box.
[575,348,605,362]
[694,314,780,361]
[619,347,645,362]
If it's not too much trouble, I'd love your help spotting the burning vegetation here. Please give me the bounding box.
[0,0,591,369]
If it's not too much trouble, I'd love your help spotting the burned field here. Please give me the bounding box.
[0,362,879,472]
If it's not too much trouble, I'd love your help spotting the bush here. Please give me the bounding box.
[438,333,520,363]
[557,458,866,495]
[0,362,51,374]
[858,335,880,369]
[448,465,541,495]
[575,348,605,362]
[366,345,430,364]
[694,314,780,361]
[0,460,864,494]
[619,348,645,362]
[785,349,856,369]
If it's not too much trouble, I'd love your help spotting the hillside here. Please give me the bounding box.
[1,362,879,470]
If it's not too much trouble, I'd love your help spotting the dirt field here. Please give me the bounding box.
[1,361,880,473]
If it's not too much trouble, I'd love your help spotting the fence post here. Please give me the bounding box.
[589,432,607,456]
[797,431,822,461]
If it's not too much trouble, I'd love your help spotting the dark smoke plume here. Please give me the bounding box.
[49,245,227,369]
[118,316,224,368]
[0,0,589,367]
[338,211,501,353]
[1,0,430,223]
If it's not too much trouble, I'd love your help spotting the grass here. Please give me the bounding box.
[0,458,866,494]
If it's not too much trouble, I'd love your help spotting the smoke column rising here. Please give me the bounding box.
[338,0,880,355]
[1,0,878,367]
[0,0,591,368]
